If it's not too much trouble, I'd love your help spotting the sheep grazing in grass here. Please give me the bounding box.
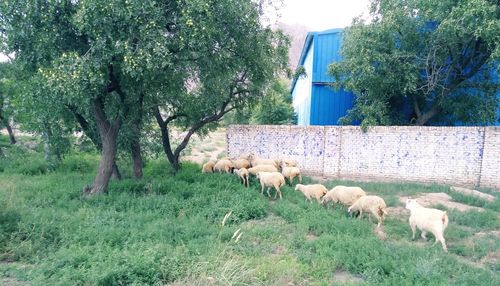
[234,168,250,187]
[294,184,328,203]
[281,163,302,185]
[213,158,234,173]
[201,160,216,173]
[231,158,251,169]
[247,154,278,168]
[405,198,449,252]
[278,158,298,168]
[256,171,286,199]
[247,165,279,176]
[321,186,366,207]
[348,196,388,227]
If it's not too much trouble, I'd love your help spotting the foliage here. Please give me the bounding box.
[224,79,297,125]
[330,0,500,126]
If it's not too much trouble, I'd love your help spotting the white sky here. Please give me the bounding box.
[278,0,370,31]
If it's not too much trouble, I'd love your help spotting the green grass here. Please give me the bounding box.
[0,148,499,285]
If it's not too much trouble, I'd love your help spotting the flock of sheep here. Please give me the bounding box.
[202,154,449,252]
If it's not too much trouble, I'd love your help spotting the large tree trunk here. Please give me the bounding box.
[154,106,181,171]
[129,93,144,179]
[68,105,121,180]
[87,97,121,194]
[130,136,143,179]
[5,124,16,144]
[111,161,122,180]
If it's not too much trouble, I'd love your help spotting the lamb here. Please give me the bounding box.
[280,163,302,185]
[247,154,278,168]
[405,198,449,252]
[234,168,249,187]
[321,186,367,207]
[213,158,234,173]
[255,171,286,199]
[294,184,328,203]
[201,160,216,173]
[247,165,279,176]
[348,196,388,227]
[231,158,251,169]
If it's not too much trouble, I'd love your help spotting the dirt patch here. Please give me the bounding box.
[306,233,318,241]
[332,270,364,284]
[450,186,496,202]
[180,129,226,164]
[399,193,484,212]
[272,244,286,255]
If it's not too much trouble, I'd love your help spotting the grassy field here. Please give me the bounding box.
[0,136,499,285]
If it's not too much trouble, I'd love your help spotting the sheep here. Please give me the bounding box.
[294,184,328,203]
[255,171,286,199]
[278,158,299,168]
[247,165,279,176]
[234,168,249,187]
[231,158,251,169]
[213,158,234,173]
[321,186,367,207]
[405,198,449,252]
[247,154,278,168]
[201,160,216,173]
[348,196,388,227]
[280,163,302,185]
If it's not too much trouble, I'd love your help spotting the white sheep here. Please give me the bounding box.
[294,184,328,203]
[348,196,388,227]
[201,160,216,173]
[278,158,298,168]
[231,158,251,169]
[247,165,279,176]
[281,163,302,185]
[256,171,286,199]
[234,168,249,187]
[321,186,367,207]
[213,159,234,173]
[405,198,449,252]
[247,154,278,168]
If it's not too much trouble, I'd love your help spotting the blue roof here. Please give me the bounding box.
[290,28,344,94]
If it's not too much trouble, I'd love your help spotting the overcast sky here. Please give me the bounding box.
[278,0,370,31]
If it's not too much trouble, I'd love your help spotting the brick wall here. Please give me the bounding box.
[226,125,499,190]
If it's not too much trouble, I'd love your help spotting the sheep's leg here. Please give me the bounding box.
[261,183,265,195]
[410,223,417,240]
[298,174,302,183]
[245,176,249,187]
[274,186,282,200]
[267,187,272,198]
[373,211,382,227]
[358,210,363,219]
[437,235,447,252]
[421,231,427,241]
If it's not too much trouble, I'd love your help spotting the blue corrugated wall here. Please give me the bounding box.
[310,85,355,125]
[309,29,356,125]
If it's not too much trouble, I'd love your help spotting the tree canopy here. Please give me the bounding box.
[0,0,289,193]
[329,0,500,127]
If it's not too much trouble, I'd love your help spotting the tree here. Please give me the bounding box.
[152,0,289,170]
[329,0,500,127]
[0,0,288,192]
[0,62,17,144]
[251,79,296,125]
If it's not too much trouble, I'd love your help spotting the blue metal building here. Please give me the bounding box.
[291,29,356,126]
[291,28,500,126]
